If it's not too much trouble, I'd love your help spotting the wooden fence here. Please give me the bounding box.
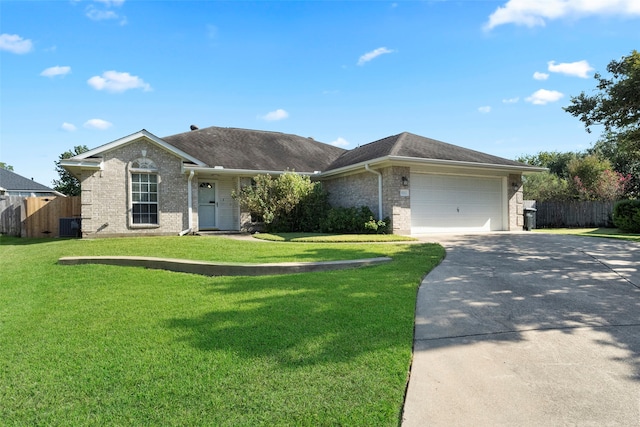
[0,196,81,238]
[525,200,617,228]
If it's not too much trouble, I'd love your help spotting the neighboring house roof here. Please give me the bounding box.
[162,126,347,172]
[325,132,540,172]
[0,168,62,196]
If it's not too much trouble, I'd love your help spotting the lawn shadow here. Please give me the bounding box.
[165,244,443,367]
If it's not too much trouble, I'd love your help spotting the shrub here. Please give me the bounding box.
[271,184,331,232]
[613,200,640,232]
[232,172,319,228]
[320,206,390,234]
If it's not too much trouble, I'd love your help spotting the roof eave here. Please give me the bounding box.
[387,155,548,173]
[182,165,320,176]
[318,155,547,177]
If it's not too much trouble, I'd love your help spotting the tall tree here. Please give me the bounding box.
[0,162,14,171]
[53,145,89,196]
[517,151,580,179]
[564,50,640,152]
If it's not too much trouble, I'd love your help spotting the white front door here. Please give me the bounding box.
[198,182,217,229]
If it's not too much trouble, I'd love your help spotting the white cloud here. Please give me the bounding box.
[86,7,118,20]
[41,66,71,78]
[84,119,113,130]
[484,0,640,30]
[87,71,151,93]
[61,122,77,132]
[0,33,33,54]
[502,97,520,104]
[357,47,394,66]
[259,109,289,122]
[525,89,564,105]
[330,137,350,147]
[533,71,549,80]
[548,60,594,78]
[86,1,126,24]
[478,106,492,114]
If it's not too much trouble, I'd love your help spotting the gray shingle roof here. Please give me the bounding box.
[326,132,531,171]
[162,126,347,172]
[0,168,55,192]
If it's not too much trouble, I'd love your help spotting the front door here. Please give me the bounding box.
[198,182,217,229]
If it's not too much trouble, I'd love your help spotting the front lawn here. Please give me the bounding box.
[0,235,444,426]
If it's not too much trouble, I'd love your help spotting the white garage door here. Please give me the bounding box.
[410,174,504,233]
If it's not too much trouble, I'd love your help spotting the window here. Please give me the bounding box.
[129,157,159,226]
[131,172,158,225]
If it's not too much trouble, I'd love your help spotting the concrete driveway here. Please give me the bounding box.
[402,233,640,426]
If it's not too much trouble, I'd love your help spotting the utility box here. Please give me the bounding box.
[59,217,82,237]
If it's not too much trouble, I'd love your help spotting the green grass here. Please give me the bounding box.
[253,232,418,243]
[0,235,444,426]
[534,227,640,242]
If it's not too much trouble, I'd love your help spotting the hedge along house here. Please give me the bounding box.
[61,125,544,238]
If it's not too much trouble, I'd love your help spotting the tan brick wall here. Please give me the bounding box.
[322,171,380,216]
[508,173,524,230]
[381,166,411,234]
[80,139,189,237]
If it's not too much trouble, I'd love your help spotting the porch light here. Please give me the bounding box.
[401,176,409,187]
[512,182,519,191]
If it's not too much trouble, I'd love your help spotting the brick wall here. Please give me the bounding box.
[322,171,380,216]
[80,139,189,237]
[508,173,524,230]
[382,166,411,234]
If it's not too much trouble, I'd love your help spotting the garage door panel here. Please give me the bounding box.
[410,174,504,233]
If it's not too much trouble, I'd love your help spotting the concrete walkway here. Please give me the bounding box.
[403,232,640,426]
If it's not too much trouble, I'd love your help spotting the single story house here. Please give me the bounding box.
[0,168,64,197]
[61,125,544,237]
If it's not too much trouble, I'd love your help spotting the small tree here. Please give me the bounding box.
[589,132,640,198]
[567,155,610,198]
[53,145,88,196]
[592,169,630,201]
[0,162,14,171]
[522,172,572,201]
[232,171,319,230]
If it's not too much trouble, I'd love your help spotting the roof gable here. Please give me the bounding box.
[71,129,206,166]
[0,168,56,192]
[162,126,346,172]
[326,132,535,171]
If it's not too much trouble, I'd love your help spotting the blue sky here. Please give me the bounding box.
[1,0,639,187]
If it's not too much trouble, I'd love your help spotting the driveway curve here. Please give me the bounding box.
[403,233,640,426]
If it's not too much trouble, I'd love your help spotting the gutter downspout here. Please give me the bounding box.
[364,164,383,219]
[180,170,195,236]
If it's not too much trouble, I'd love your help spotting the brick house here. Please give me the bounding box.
[60,125,543,237]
